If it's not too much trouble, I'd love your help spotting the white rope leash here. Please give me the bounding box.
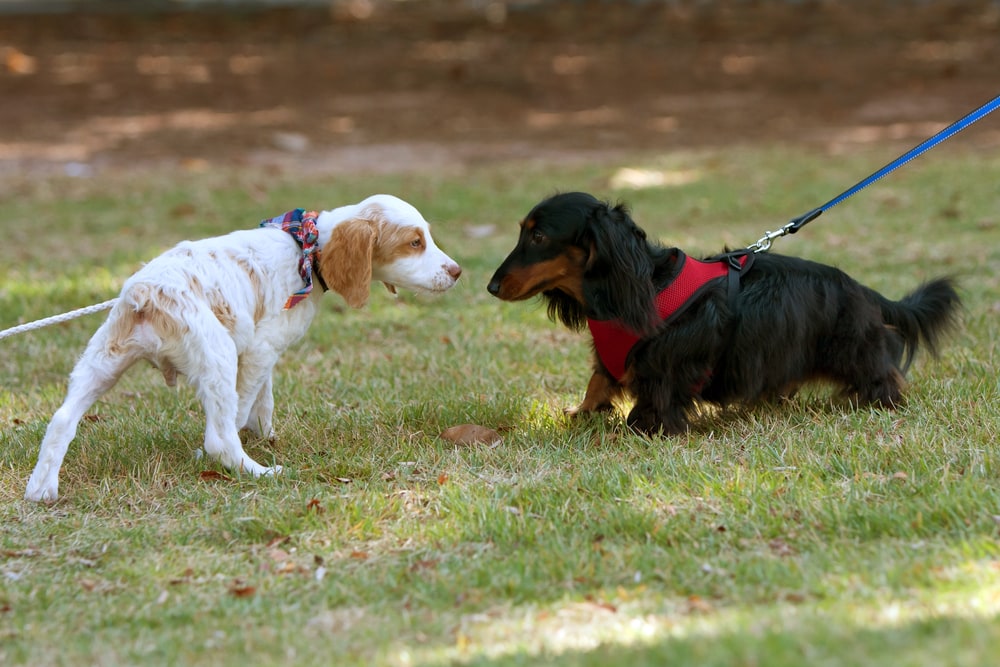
[0,298,118,341]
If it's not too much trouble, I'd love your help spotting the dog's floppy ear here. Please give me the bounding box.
[319,218,375,308]
[582,201,657,334]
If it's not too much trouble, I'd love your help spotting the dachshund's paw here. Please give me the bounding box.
[627,410,687,437]
[564,403,612,418]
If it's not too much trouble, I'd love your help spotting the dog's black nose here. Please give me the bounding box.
[487,279,500,296]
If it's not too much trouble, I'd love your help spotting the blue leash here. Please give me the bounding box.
[750,93,1000,252]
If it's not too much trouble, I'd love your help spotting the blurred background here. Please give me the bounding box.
[1,0,998,178]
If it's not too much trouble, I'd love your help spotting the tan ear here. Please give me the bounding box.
[318,218,375,308]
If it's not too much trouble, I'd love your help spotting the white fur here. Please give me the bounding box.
[25,194,460,502]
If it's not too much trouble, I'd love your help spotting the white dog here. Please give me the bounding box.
[25,194,461,501]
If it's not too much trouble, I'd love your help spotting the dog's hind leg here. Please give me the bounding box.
[235,346,281,440]
[849,365,906,409]
[828,327,906,409]
[25,322,139,502]
[181,325,279,478]
[240,374,275,440]
[626,378,694,436]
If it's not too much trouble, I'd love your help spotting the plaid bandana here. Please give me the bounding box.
[260,208,323,309]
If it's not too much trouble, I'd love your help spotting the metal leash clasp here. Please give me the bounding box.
[748,207,823,253]
[748,221,796,253]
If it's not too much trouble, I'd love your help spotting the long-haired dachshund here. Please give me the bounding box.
[487,191,960,435]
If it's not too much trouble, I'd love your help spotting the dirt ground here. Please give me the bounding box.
[1,1,999,176]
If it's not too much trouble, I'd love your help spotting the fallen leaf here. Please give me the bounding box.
[229,581,256,598]
[265,535,290,549]
[276,561,302,575]
[2,549,38,558]
[199,470,232,482]
[440,424,502,447]
[306,498,323,513]
[169,568,194,585]
[584,595,618,613]
[687,594,713,613]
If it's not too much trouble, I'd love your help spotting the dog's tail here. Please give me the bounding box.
[871,277,961,374]
[107,283,185,355]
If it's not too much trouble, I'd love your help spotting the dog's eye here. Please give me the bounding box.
[410,238,423,249]
[530,229,546,244]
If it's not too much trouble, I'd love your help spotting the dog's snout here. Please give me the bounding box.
[487,279,500,296]
[446,262,462,280]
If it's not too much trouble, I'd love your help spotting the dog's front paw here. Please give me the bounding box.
[24,477,58,503]
[564,403,612,418]
[626,409,686,437]
[238,461,283,478]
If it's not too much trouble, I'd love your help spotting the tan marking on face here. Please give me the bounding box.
[494,247,588,302]
[352,203,427,265]
[374,223,426,263]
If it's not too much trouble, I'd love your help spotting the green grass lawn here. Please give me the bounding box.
[1,144,999,666]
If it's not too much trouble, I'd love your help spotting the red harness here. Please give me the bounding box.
[586,252,750,382]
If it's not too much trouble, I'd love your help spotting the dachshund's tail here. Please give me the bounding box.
[873,277,961,374]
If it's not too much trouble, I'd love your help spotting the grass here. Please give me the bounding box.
[1,143,999,666]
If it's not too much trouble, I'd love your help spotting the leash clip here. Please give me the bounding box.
[747,222,795,253]
[748,207,824,253]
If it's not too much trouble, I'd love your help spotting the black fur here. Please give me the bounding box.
[487,191,961,435]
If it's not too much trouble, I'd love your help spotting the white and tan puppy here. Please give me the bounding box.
[25,194,461,501]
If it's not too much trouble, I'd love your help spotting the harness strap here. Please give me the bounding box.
[720,250,755,310]
[587,251,751,382]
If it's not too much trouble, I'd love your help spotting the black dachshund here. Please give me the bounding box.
[487,191,960,435]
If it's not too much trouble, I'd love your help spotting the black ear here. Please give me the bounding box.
[582,201,657,334]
